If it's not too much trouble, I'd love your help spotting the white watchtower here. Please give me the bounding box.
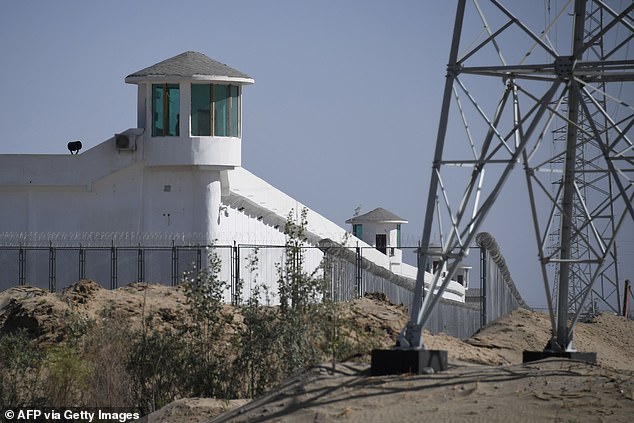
[125,51,254,167]
[346,207,407,265]
[124,51,254,240]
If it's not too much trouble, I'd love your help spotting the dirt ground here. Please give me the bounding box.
[206,359,634,423]
[2,281,633,422]
[205,307,634,423]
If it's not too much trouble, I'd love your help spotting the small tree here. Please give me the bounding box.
[84,306,135,409]
[277,208,323,313]
[127,320,187,414]
[275,208,326,375]
[180,247,235,398]
[235,284,281,397]
[232,249,283,397]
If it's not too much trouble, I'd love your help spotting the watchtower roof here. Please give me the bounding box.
[345,207,407,224]
[125,51,254,84]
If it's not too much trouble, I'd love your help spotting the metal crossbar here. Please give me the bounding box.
[403,0,633,352]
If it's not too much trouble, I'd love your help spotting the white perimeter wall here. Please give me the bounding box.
[0,162,225,238]
[0,145,465,302]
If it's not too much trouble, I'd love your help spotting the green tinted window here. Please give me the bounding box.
[152,84,164,136]
[230,85,239,137]
[190,83,240,137]
[152,83,180,136]
[191,84,211,136]
[167,84,180,136]
[214,85,228,136]
[353,224,363,239]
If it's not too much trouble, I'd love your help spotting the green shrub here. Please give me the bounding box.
[180,248,236,398]
[0,210,366,411]
[83,310,135,408]
[43,344,92,407]
[0,330,45,408]
[127,322,187,414]
[235,283,282,397]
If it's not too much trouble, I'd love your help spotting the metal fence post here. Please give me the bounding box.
[624,279,631,318]
[232,242,241,305]
[110,242,117,289]
[356,245,362,298]
[171,241,178,286]
[18,247,26,286]
[480,244,487,327]
[323,250,333,302]
[49,242,56,293]
[79,245,86,280]
[196,245,202,272]
[137,245,145,283]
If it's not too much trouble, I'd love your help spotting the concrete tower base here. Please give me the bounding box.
[371,349,448,376]
[522,350,597,364]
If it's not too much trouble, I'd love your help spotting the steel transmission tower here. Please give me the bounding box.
[398,0,634,354]
[550,2,625,318]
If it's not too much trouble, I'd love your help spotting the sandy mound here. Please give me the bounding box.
[206,307,634,422]
[463,308,634,371]
[0,279,189,343]
[137,398,248,423]
[2,281,633,422]
[0,281,410,350]
[7,281,630,370]
[211,360,634,422]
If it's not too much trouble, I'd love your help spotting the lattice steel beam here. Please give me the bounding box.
[399,0,634,353]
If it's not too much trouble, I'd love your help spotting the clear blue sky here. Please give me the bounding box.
[1,0,632,308]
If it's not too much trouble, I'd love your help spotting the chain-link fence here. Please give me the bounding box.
[476,232,528,325]
[0,233,527,339]
[320,240,482,339]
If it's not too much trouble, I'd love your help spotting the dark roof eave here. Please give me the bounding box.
[125,75,255,85]
[345,217,408,224]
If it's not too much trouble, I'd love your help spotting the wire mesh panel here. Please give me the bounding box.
[115,248,142,287]
[0,249,20,291]
[425,300,481,340]
[364,272,414,308]
[211,246,233,303]
[234,245,326,305]
[304,247,325,280]
[24,248,49,290]
[237,245,284,305]
[54,249,80,291]
[83,249,113,288]
[144,248,173,285]
[324,250,358,302]
[476,233,527,325]
[319,242,416,307]
[176,247,201,284]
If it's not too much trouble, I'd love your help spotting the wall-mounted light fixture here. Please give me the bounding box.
[67,141,82,155]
